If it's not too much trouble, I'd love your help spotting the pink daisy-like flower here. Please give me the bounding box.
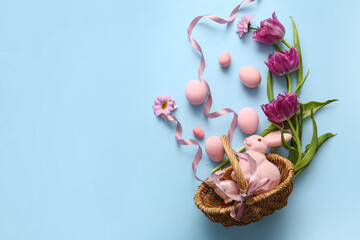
[153,95,177,117]
[236,14,254,38]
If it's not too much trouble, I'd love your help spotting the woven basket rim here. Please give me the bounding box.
[194,153,294,215]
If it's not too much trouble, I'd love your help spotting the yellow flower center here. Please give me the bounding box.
[161,102,167,110]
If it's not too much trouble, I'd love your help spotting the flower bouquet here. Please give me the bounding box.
[212,12,337,178]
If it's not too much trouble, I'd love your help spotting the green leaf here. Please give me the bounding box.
[259,123,277,137]
[302,99,338,120]
[267,70,274,102]
[288,140,298,163]
[295,132,336,178]
[305,133,337,153]
[295,109,318,172]
[290,16,302,85]
[280,129,298,165]
[298,104,304,141]
[315,132,336,150]
[294,167,306,178]
[295,107,300,135]
[280,129,297,152]
[294,70,309,95]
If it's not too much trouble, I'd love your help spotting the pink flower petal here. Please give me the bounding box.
[167,106,175,112]
[162,109,170,116]
[164,95,171,102]
[265,47,300,76]
[153,105,162,110]
[253,12,285,45]
[261,92,299,124]
[157,95,163,102]
[152,95,177,117]
[236,14,254,39]
[155,109,163,116]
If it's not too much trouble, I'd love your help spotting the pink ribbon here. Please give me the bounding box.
[161,1,255,181]
[205,170,227,184]
[187,0,254,142]
[162,115,203,181]
[211,152,269,220]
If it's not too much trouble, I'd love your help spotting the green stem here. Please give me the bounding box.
[286,119,302,164]
[273,44,282,52]
[295,113,299,136]
[249,27,259,30]
[282,40,292,49]
[286,74,292,93]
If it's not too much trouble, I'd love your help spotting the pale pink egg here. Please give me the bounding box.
[219,51,231,67]
[238,107,259,134]
[185,80,207,105]
[239,66,261,88]
[219,180,239,203]
[192,127,204,139]
[205,136,225,162]
[207,179,239,204]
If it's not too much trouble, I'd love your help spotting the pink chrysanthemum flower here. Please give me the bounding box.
[153,95,177,117]
[236,14,254,38]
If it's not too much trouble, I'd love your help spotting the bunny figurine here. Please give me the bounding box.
[231,130,292,195]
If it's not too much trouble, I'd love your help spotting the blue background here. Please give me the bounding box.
[0,0,357,239]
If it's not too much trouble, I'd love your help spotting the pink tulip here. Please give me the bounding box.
[261,92,300,124]
[253,12,285,45]
[265,47,300,76]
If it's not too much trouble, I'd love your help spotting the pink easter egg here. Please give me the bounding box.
[219,51,231,67]
[211,180,239,204]
[193,127,204,139]
[239,65,261,88]
[185,80,207,105]
[220,180,239,203]
[205,136,225,162]
[238,107,259,134]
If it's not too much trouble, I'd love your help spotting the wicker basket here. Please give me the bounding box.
[194,135,294,227]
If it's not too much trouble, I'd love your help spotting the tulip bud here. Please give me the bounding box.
[265,47,300,76]
[261,92,300,124]
[253,12,285,45]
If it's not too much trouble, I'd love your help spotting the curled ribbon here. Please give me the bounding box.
[162,1,255,181]
[187,0,254,142]
[162,115,202,181]
[210,152,269,220]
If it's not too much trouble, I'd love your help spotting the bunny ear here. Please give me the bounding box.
[264,130,292,147]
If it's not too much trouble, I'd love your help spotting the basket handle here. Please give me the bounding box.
[220,135,248,193]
